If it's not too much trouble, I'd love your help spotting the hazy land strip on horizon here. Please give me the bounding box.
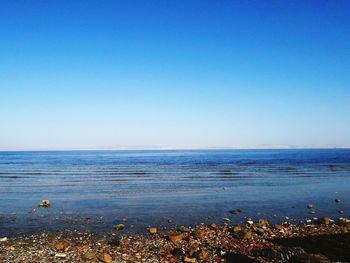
[1,144,350,152]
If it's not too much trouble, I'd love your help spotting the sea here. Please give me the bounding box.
[0,149,349,237]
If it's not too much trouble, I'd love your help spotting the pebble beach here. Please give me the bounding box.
[1,216,350,262]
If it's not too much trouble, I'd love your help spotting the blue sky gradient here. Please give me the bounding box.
[0,0,349,150]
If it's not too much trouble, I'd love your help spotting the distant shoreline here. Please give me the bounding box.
[1,147,350,152]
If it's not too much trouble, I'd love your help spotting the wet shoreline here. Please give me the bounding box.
[1,216,350,262]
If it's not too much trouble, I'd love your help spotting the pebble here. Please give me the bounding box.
[170,248,183,257]
[231,225,242,232]
[114,224,125,231]
[148,227,157,234]
[307,204,313,209]
[194,249,208,260]
[195,228,205,238]
[209,223,217,230]
[235,230,252,240]
[257,219,269,227]
[274,224,284,230]
[184,257,196,263]
[107,237,120,247]
[319,217,331,225]
[168,232,183,243]
[100,253,112,263]
[247,220,254,225]
[38,199,51,207]
[54,241,67,251]
[55,253,67,258]
[0,237,8,242]
[82,251,96,261]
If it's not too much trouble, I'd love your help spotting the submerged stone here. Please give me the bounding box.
[38,200,51,207]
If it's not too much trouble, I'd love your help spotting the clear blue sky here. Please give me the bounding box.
[0,0,349,150]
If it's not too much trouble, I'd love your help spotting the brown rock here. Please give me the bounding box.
[258,219,269,227]
[148,227,157,234]
[82,251,95,261]
[54,241,67,252]
[231,225,242,233]
[100,253,112,263]
[274,224,284,230]
[195,228,205,238]
[168,232,183,243]
[184,257,196,263]
[319,217,331,225]
[209,223,217,230]
[235,230,252,240]
[194,249,208,260]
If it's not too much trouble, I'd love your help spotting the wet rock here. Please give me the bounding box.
[82,251,96,261]
[107,237,120,247]
[38,199,51,207]
[114,224,124,231]
[229,209,242,214]
[168,232,183,243]
[338,217,350,226]
[179,226,191,232]
[222,218,230,222]
[195,228,205,238]
[184,257,196,263]
[170,248,184,257]
[255,227,265,235]
[274,224,284,230]
[338,210,344,214]
[318,217,331,225]
[335,199,341,203]
[247,219,254,225]
[230,225,242,233]
[307,204,313,209]
[257,219,269,227]
[54,241,67,251]
[148,227,157,234]
[99,253,112,263]
[193,249,208,260]
[55,253,66,258]
[209,223,217,230]
[235,230,252,240]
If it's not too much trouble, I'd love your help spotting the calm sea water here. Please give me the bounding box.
[0,149,350,237]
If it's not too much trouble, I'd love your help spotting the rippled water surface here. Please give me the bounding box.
[0,149,350,236]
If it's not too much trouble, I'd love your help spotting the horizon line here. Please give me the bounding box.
[1,145,350,152]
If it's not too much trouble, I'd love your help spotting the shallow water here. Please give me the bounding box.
[0,149,349,237]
